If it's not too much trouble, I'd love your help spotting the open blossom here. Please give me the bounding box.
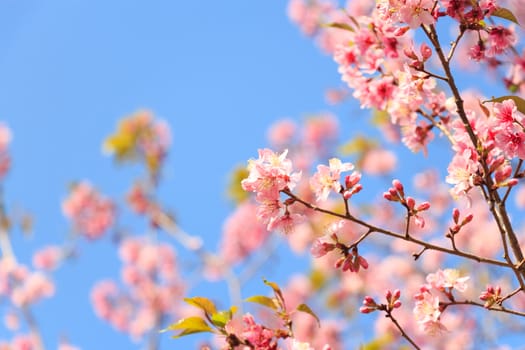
[493,99,519,125]
[426,269,470,293]
[242,149,301,201]
[240,313,277,350]
[398,0,436,28]
[446,148,479,198]
[267,211,305,234]
[486,26,517,57]
[494,124,525,160]
[310,158,354,202]
[413,287,446,335]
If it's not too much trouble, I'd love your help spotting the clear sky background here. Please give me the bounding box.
[0,1,349,349]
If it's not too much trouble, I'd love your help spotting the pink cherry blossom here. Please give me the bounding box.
[426,269,470,293]
[413,287,446,335]
[242,148,301,201]
[310,158,354,202]
[240,313,277,350]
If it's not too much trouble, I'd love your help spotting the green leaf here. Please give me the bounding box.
[211,310,232,328]
[296,303,320,327]
[484,95,525,115]
[263,279,285,309]
[184,296,217,316]
[245,295,278,310]
[161,316,213,338]
[492,7,520,25]
[170,328,212,338]
[322,22,354,32]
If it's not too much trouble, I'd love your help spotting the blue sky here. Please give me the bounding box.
[0,1,346,349]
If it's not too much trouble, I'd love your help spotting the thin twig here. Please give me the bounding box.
[385,310,421,349]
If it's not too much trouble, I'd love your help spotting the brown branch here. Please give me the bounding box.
[441,300,525,318]
[385,309,421,350]
[283,189,510,269]
[422,24,525,286]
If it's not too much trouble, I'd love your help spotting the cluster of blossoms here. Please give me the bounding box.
[446,98,524,198]
[241,149,303,233]
[384,179,431,228]
[360,289,402,314]
[61,181,115,240]
[91,237,184,340]
[413,269,469,335]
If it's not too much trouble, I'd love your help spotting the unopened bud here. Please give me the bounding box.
[406,197,415,210]
[394,26,410,36]
[392,179,404,193]
[452,208,460,224]
[420,42,432,61]
[417,202,430,211]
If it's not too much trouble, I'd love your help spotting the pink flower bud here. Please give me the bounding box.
[462,214,474,225]
[335,257,345,269]
[420,43,432,61]
[347,172,361,187]
[393,300,402,308]
[359,306,374,313]
[417,202,430,211]
[452,208,460,224]
[344,175,351,189]
[358,255,369,269]
[406,197,415,210]
[393,289,401,299]
[351,184,363,194]
[364,296,376,305]
[403,47,418,60]
[392,179,404,193]
[394,26,410,36]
